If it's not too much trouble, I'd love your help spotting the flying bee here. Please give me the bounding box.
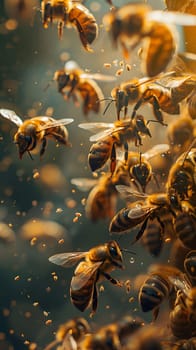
[53,60,116,116]
[49,240,124,314]
[44,317,90,350]
[103,3,196,77]
[138,264,183,320]
[41,0,98,51]
[71,169,130,221]
[166,146,196,205]
[79,115,152,173]
[106,73,196,122]
[0,108,73,159]
[167,115,195,157]
[109,187,179,245]
[78,315,144,350]
[169,277,196,338]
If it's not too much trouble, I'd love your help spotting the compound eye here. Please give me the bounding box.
[109,243,118,258]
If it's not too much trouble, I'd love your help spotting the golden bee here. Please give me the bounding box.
[49,240,124,314]
[109,187,179,244]
[167,115,195,157]
[71,170,130,222]
[44,317,90,350]
[79,115,152,173]
[78,315,144,350]
[0,108,73,159]
[41,0,98,51]
[103,3,196,77]
[107,73,196,122]
[166,147,196,204]
[53,60,116,116]
[138,264,183,320]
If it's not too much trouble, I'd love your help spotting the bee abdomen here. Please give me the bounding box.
[175,213,196,249]
[139,275,170,312]
[141,222,163,257]
[70,277,94,312]
[109,208,133,233]
[170,305,193,339]
[88,137,113,172]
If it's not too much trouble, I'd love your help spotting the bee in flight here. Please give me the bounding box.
[41,0,98,51]
[49,240,124,314]
[53,60,116,116]
[103,3,196,77]
[79,115,151,173]
[0,108,73,159]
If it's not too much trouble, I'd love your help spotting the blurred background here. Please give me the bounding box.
[0,0,194,349]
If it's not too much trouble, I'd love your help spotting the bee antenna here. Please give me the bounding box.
[43,80,54,92]
[103,99,116,115]
[28,151,34,160]
[146,119,167,127]
[121,248,136,255]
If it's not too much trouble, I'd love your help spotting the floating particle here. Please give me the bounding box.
[43,311,49,317]
[33,170,40,180]
[60,51,70,62]
[24,312,31,319]
[126,64,132,71]
[58,238,64,245]
[129,297,135,303]
[81,198,86,206]
[65,198,77,209]
[99,285,104,292]
[104,63,112,68]
[115,68,123,76]
[33,302,39,307]
[30,237,37,246]
[125,279,131,293]
[14,275,20,281]
[5,19,18,30]
[29,343,37,350]
[119,60,124,67]
[73,216,79,223]
[56,208,63,214]
[45,319,52,326]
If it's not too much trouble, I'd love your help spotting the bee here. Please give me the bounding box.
[138,264,183,320]
[109,187,179,244]
[71,169,130,221]
[167,115,195,157]
[78,315,144,350]
[54,60,116,116]
[108,73,196,122]
[174,212,196,250]
[169,281,196,339]
[44,317,90,350]
[166,147,196,204]
[49,240,124,314]
[0,108,73,159]
[103,3,196,77]
[79,115,152,173]
[41,0,98,51]
[140,220,163,258]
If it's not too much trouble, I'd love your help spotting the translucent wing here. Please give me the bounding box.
[71,178,98,192]
[144,144,170,160]
[79,122,115,133]
[115,185,148,199]
[71,261,102,290]
[90,126,125,142]
[48,252,87,267]
[128,205,155,219]
[80,73,117,82]
[0,108,23,127]
[38,118,74,131]
[148,11,196,26]
[168,275,191,293]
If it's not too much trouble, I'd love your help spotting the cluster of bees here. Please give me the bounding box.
[1,0,196,349]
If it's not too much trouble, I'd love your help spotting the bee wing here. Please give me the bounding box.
[168,275,191,295]
[78,122,117,142]
[80,73,117,82]
[48,252,87,267]
[0,108,23,127]
[38,118,74,131]
[115,185,148,199]
[128,205,155,219]
[71,178,98,192]
[90,126,125,142]
[71,261,102,290]
[143,144,170,160]
[148,11,196,26]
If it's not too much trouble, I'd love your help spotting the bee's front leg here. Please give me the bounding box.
[40,137,47,157]
[102,272,123,287]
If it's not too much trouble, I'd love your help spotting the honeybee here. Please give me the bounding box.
[138,264,183,320]
[78,315,144,350]
[166,147,196,204]
[109,187,179,244]
[108,73,196,122]
[41,0,98,51]
[44,317,90,350]
[79,115,152,173]
[174,212,196,250]
[71,170,130,221]
[169,282,196,339]
[54,60,116,116]
[0,108,73,159]
[103,3,196,77]
[167,115,195,157]
[49,240,124,314]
